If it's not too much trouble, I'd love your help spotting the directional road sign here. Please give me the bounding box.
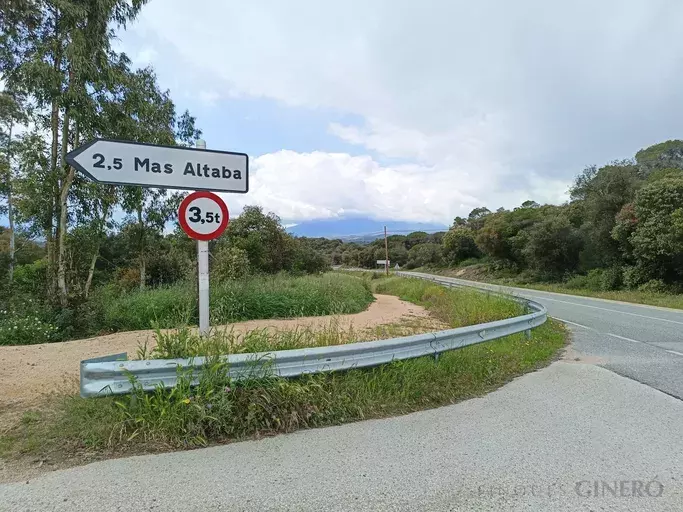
[66,139,248,193]
[178,191,229,241]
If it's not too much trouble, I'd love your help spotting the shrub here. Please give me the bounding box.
[114,267,142,293]
[11,260,48,297]
[213,246,250,281]
[458,257,482,268]
[564,269,604,291]
[522,216,583,277]
[405,243,443,269]
[623,265,652,289]
[601,266,623,291]
[0,313,60,345]
[637,279,670,294]
[442,228,479,264]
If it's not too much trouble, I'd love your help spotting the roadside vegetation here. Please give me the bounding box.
[0,274,566,464]
[0,203,355,345]
[427,263,683,310]
[324,141,683,309]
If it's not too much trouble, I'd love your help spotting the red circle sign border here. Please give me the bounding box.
[178,191,229,241]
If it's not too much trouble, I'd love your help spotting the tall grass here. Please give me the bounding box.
[373,276,523,327]
[210,273,374,323]
[138,322,361,359]
[95,273,374,334]
[100,284,196,331]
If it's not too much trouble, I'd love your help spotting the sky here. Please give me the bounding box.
[113,0,683,227]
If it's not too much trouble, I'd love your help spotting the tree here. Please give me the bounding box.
[0,91,28,283]
[626,178,683,283]
[1,0,150,305]
[442,227,479,264]
[522,216,583,277]
[223,206,295,274]
[475,203,549,265]
[406,243,443,269]
[570,162,641,268]
[519,200,540,209]
[467,206,491,231]
[635,140,683,176]
[404,231,429,249]
[213,246,250,281]
[73,182,118,297]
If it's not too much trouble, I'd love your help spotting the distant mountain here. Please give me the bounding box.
[286,217,448,240]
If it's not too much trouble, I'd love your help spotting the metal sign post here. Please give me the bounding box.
[177,142,231,335]
[195,140,209,335]
[197,239,210,335]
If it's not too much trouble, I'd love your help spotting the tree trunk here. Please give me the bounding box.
[48,9,62,301]
[5,122,14,283]
[7,188,15,284]
[56,105,71,307]
[83,245,99,299]
[137,205,145,291]
[84,201,108,299]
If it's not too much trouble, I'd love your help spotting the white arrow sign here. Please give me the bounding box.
[66,139,249,193]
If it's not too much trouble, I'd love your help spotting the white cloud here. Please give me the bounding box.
[198,90,220,107]
[132,46,158,66]
[134,0,683,222]
[221,150,569,224]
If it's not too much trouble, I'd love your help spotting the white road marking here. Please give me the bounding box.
[666,350,683,357]
[607,333,642,344]
[554,318,594,330]
[528,295,683,326]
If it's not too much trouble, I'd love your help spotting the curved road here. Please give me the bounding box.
[2,272,683,511]
[408,271,683,400]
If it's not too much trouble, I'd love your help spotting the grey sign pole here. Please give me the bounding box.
[195,139,210,336]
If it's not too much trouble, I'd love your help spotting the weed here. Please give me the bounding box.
[372,276,523,327]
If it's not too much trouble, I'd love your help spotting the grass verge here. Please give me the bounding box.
[430,267,683,310]
[0,275,567,466]
[1,320,566,460]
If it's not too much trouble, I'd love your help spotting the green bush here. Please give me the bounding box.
[623,265,653,289]
[0,312,59,345]
[213,246,250,281]
[0,290,61,345]
[601,266,623,291]
[637,279,670,294]
[458,257,482,268]
[11,260,48,297]
[564,269,605,291]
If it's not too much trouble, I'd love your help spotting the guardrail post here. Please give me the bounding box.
[525,329,531,340]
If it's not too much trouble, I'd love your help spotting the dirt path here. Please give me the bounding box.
[0,295,441,411]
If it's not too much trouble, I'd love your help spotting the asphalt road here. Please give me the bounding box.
[408,272,683,400]
[2,274,683,511]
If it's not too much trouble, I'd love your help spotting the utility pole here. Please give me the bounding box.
[384,225,389,276]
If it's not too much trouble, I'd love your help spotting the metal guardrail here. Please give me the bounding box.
[80,272,547,398]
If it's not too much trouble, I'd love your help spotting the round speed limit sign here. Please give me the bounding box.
[178,191,229,241]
